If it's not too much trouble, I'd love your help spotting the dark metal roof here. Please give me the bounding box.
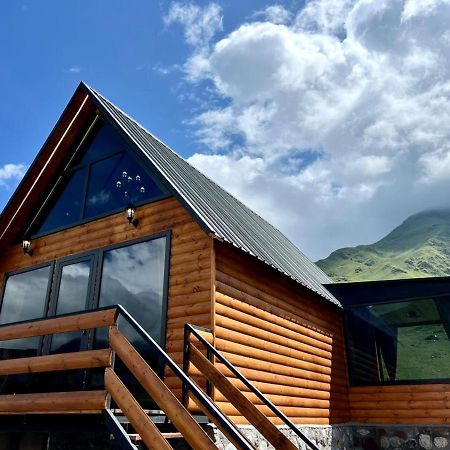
[83,84,339,306]
[326,276,450,307]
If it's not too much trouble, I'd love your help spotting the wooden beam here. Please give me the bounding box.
[0,390,106,414]
[109,326,217,450]
[0,309,117,341]
[189,344,298,450]
[104,368,172,450]
[0,349,112,376]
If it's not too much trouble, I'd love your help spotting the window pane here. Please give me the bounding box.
[50,261,91,354]
[37,168,86,235]
[97,237,167,348]
[96,237,167,404]
[346,298,450,384]
[0,266,51,358]
[84,152,163,219]
[79,122,125,165]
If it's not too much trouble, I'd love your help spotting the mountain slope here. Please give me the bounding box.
[316,210,450,282]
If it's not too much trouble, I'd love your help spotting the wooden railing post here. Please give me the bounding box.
[109,326,218,450]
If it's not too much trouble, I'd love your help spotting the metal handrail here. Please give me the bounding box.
[0,306,254,450]
[185,323,321,450]
[115,306,255,450]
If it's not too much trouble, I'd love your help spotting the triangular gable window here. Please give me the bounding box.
[34,121,167,236]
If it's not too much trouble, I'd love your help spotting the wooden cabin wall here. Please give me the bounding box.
[0,196,213,400]
[213,241,350,425]
[349,384,450,425]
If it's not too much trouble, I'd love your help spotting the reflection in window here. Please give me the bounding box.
[38,169,86,235]
[0,266,51,359]
[50,261,91,354]
[84,151,163,219]
[95,237,167,403]
[35,122,166,236]
[97,237,167,350]
[346,298,450,384]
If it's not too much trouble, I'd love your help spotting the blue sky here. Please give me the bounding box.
[2,1,450,259]
[0,1,279,166]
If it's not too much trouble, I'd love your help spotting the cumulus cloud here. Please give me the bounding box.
[169,0,450,259]
[165,2,223,81]
[0,163,27,189]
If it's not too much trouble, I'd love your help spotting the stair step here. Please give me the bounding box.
[128,432,183,442]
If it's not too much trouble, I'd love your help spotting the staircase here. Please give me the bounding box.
[0,306,320,450]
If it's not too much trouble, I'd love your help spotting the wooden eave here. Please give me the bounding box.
[0,86,98,251]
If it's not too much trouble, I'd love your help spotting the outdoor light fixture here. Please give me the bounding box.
[126,205,138,227]
[22,239,33,256]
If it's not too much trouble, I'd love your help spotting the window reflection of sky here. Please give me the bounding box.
[50,261,91,354]
[99,237,166,344]
[0,266,51,353]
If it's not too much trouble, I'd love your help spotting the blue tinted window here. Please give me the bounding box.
[0,266,51,358]
[84,151,163,219]
[37,168,86,235]
[34,122,166,235]
[79,123,125,164]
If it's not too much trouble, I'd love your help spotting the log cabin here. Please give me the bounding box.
[0,83,448,450]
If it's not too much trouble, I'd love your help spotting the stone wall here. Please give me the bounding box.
[207,424,450,450]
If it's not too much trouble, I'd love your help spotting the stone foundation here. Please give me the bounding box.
[207,424,450,450]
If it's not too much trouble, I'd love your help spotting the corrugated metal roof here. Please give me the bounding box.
[84,84,340,306]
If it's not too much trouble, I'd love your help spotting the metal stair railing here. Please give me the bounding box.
[0,306,256,450]
[184,323,321,450]
[114,305,255,450]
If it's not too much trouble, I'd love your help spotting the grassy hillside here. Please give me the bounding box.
[316,210,450,282]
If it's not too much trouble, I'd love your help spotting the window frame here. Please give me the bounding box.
[29,120,170,240]
[91,231,171,353]
[344,294,450,386]
[0,231,171,361]
[0,261,55,355]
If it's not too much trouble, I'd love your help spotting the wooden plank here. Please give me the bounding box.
[351,409,450,419]
[214,391,333,409]
[215,349,331,384]
[109,327,218,450]
[350,384,450,394]
[349,391,450,403]
[215,298,333,355]
[215,269,344,339]
[105,368,172,450]
[214,332,333,375]
[216,362,345,393]
[189,344,298,450]
[167,302,211,320]
[0,349,111,375]
[351,400,450,410]
[0,390,106,414]
[0,309,117,341]
[227,377,349,402]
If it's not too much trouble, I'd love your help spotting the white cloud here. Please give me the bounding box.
[165,2,223,81]
[165,2,223,49]
[0,163,27,189]
[254,5,293,25]
[168,0,450,259]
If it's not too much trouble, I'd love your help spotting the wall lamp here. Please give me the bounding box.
[126,205,139,227]
[22,239,33,256]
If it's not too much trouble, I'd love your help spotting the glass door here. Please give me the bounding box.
[42,253,97,391]
[46,254,97,354]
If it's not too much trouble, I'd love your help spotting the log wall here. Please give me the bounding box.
[350,384,450,425]
[213,242,350,425]
[0,196,213,399]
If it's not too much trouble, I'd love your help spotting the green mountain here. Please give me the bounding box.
[316,210,450,282]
